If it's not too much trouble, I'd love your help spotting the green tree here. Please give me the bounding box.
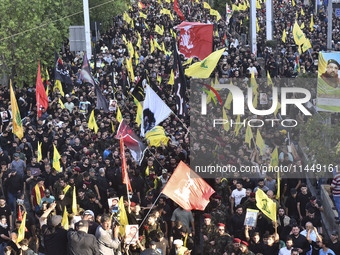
[0,0,71,86]
[69,0,126,32]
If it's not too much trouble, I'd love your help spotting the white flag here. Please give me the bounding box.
[141,85,172,136]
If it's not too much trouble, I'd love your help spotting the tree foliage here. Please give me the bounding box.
[0,0,126,87]
[0,0,71,86]
[299,113,340,166]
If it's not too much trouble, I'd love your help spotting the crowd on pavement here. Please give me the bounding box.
[0,0,340,254]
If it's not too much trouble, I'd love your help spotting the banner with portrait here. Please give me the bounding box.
[317,52,340,112]
[125,225,138,244]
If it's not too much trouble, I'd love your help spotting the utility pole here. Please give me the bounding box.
[83,0,92,60]
[327,0,333,50]
[250,0,257,55]
[266,0,273,40]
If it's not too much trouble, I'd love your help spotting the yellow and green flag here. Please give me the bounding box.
[270,147,279,167]
[267,71,274,87]
[61,206,69,230]
[118,196,129,236]
[168,69,174,85]
[72,186,77,215]
[10,81,23,140]
[256,130,266,155]
[59,98,65,109]
[255,189,277,222]
[37,142,42,162]
[139,12,147,19]
[245,125,253,148]
[53,145,61,172]
[155,25,164,35]
[54,80,65,97]
[145,126,169,147]
[203,2,211,9]
[310,15,314,31]
[185,48,225,78]
[88,110,99,134]
[282,29,286,43]
[293,21,306,45]
[17,212,26,243]
[117,106,123,123]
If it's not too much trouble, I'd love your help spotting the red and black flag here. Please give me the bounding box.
[54,51,72,85]
[116,120,146,164]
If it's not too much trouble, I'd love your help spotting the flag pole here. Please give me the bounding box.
[170,110,195,139]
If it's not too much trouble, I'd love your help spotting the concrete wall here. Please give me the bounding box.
[320,185,340,234]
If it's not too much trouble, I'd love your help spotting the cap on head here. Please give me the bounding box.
[173,239,183,245]
[233,238,241,243]
[51,215,62,227]
[217,223,225,228]
[83,210,95,218]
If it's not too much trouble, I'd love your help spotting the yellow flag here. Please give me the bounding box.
[245,125,253,148]
[302,40,309,52]
[118,196,129,236]
[310,15,314,31]
[232,4,239,11]
[256,0,261,9]
[131,20,134,29]
[185,48,225,78]
[282,29,286,43]
[234,115,242,137]
[256,130,266,155]
[256,189,277,222]
[54,80,65,97]
[162,42,166,53]
[128,41,134,57]
[306,39,312,49]
[256,18,260,32]
[135,51,139,66]
[61,206,69,230]
[122,35,127,45]
[132,96,142,127]
[253,90,258,108]
[270,147,279,167]
[222,108,230,132]
[301,8,305,16]
[298,45,302,55]
[144,22,149,30]
[88,110,98,134]
[251,69,258,92]
[139,12,147,19]
[224,92,233,110]
[246,0,250,7]
[301,22,305,29]
[183,58,193,66]
[72,186,77,215]
[123,12,132,24]
[296,11,298,19]
[155,24,164,35]
[137,32,142,48]
[10,81,23,140]
[59,98,65,109]
[37,141,42,162]
[267,71,273,87]
[293,21,306,45]
[168,69,174,85]
[154,40,162,51]
[157,74,162,84]
[46,85,49,96]
[53,145,61,172]
[276,171,280,200]
[292,0,295,6]
[17,212,26,243]
[126,57,135,81]
[145,126,169,147]
[203,2,211,9]
[117,106,123,123]
[210,9,221,21]
[274,101,281,117]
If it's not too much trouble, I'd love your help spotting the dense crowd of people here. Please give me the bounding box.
[0,0,340,254]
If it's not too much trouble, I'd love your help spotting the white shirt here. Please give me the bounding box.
[231,188,246,206]
[279,247,293,255]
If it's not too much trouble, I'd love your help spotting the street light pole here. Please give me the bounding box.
[83,0,92,60]
[250,0,257,55]
[327,0,333,50]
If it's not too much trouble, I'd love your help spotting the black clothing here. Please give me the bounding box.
[67,229,100,255]
[41,225,68,255]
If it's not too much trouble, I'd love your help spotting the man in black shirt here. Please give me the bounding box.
[329,231,340,255]
[289,225,310,255]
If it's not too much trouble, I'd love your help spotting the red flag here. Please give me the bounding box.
[174,0,185,20]
[175,22,213,60]
[18,205,22,221]
[36,61,49,118]
[138,1,145,8]
[120,139,132,192]
[162,161,215,211]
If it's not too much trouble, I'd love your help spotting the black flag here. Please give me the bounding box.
[132,72,147,101]
[173,39,188,116]
[95,84,109,113]
[54,52,72,85]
